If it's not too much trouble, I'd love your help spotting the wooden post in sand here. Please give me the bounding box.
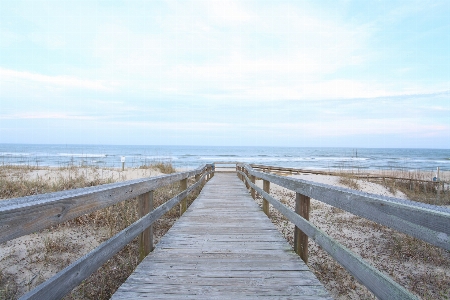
[263,180,270,217]
[139,191,154,260]
[180,178,188,215]
[294,193,310,263]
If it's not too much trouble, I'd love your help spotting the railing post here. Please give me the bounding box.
[263,180,270,216]
[139,191,154,261]
[195,173,200,182]
[294,193,310,263]
[245,169,249,189]
[250,175,256,199]
[179,178,188,215]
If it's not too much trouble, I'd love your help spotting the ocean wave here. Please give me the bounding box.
[434,160,450,164]
[58,153,107,158]
[143,156,179,160]
[199,156,370,162]
[0,152,32,156]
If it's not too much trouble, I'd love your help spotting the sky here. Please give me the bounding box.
[0,0,449,148]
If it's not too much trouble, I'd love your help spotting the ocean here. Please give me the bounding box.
[0,144,449,171]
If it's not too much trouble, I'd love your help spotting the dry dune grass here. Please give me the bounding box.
[2,166,449,299]
[0,164,204,300]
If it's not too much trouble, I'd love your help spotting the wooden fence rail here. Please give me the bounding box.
[250,163,448,185]
[0,165,210,244]
[0,164,214,300]
[240,164,449,250]
[237,163,450,300]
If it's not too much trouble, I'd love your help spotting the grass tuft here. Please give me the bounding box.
[338,176,360,190]
[139,161,177,174]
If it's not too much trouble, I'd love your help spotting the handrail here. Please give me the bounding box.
[0,163,214,300]
[19,170,212,300]
[0,164,210,244]
[237,163,450,300]
[241,164,449,250]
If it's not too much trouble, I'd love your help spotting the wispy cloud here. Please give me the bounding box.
[0,68,112,91]
[268,119,449,137]
[0,112,98,120]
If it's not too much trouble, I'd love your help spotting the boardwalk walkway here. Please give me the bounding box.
[112,172,331,299]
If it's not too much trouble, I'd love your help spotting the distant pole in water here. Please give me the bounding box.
[356,149,357,158]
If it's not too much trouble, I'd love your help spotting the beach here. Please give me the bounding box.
[1,164,449,299]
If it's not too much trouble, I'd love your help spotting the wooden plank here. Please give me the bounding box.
[250,174,256,199]
[116,285,331,299]
[250,164,442,184]
[294,193,310,263]
[263,179,270,216]
[0,165,207,244]
[242,165,450,251]
[240,170,419,300]
[112,173,330,299]
[179,178,188,215]
[18,173,209,300]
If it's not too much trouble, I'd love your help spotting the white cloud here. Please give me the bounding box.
[267,118,449,137]
[0,68,111,91]
[0,112,98,120]
[206,0,254,25]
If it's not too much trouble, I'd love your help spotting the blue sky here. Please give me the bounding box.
[0,0,449,148]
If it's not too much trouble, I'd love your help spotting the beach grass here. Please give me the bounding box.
[0,163,205,300]
[139,161,177,174]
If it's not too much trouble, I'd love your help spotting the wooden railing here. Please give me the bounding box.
[237,163,450,300]
[0,164,215,300]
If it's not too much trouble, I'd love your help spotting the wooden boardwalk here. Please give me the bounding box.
[112,172,331,299]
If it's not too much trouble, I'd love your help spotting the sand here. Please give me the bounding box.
[1,166,449,299]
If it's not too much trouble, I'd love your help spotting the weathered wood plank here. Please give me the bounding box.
[112,173,330,299]
[250,163,445,184]
[179,178,188,215]
[263,179,270,216]
[116,285,331,298]
[294,193,310,263]
[138,191,153,260]
[0,165,208,244]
